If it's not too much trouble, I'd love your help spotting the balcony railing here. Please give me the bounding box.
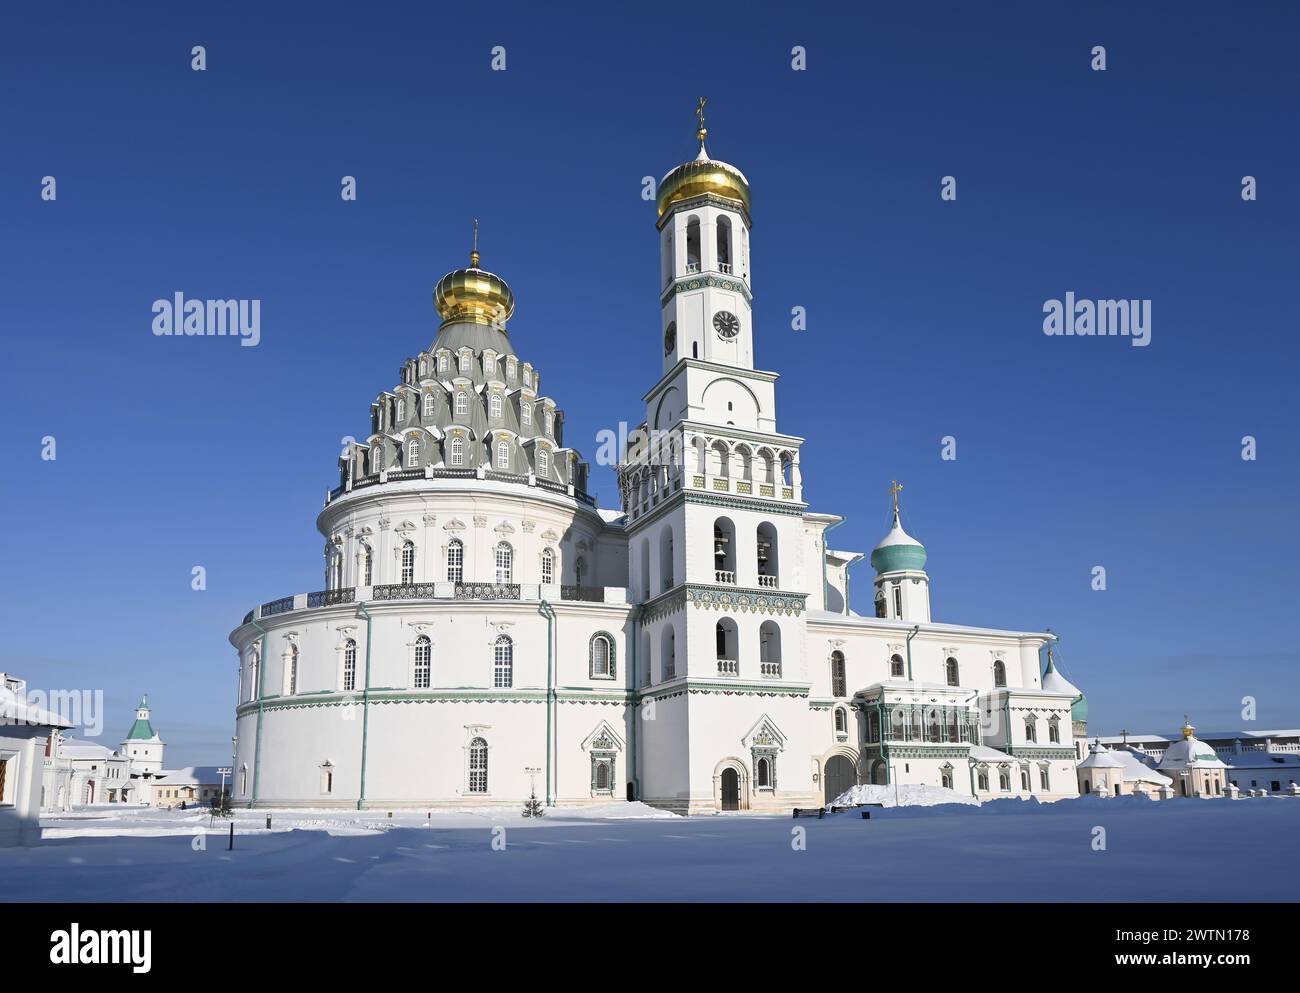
[715,570,736,585]
[760,661,782,678]
[373,583,438,601]
[260,596,294,617]
[685,261,700,273]
[718,262,732,274]
[716,659,739,677]
[560,585,604,603]
[454,583,521,601]
[757,575,777,589]
[307,587,356,608]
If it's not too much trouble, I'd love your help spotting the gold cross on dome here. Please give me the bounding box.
[888,479,904,513]
[695,96,708,146]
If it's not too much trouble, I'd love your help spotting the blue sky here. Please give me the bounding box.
[2,1,1297,763]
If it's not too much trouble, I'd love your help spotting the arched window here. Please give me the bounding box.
[1025,718,1037,743]
[999,767,1011,791]
[507,357,516,379]
[247,651,260,703]
[940,765,954,790]
[541,547,554,585]
[438,352,449,372]
[446,539,464,583]
[401,540,415,585]
[493,636,513,688]
[468,737,488,793]
[594,760,610,792]
[1039,766,1050,791]
[1048,717,1061,744]
[495,542,513,584]
[396,398,406,421]
[890,654,905,678]
[240,765,248,795]
[343,639,357,692]
[892,584,903,618]
[590,633,615,678]
[286,644,299,695]
[545,411,554,435]
[831,651,846,697]
[414,635,431,689]
[521,403,532,427]
[455,391,468,416]
[372,444,384,472]
[490,394,502,419]
[716,215,733,272]
[361,544,373,586]
[496,440,509,469]
[449,436,465,466]
[407,437,420,466]
[834,708,847,734]
[685,216,701,272]
[977,768,990,791]
[459,351,471,373]
[536,448,549,476]
[1021,767,1031,790]
[483,355,495,377]
[423,393,435,417]
[945,657,960,687]
[993,659,1007,687]
[875,590,887,618]
[757,756,770,788]
[662,626,675,680]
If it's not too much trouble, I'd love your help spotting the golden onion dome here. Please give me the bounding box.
[433,247,515,328]
[657,146,751,218]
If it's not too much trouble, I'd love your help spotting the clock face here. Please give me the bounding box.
[664,322,676,353]
[713,310,740,340]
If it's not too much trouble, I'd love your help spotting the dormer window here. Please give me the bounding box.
[459,352,471,373]
[507,358,516,379]
[521,403,532,427]
[536,447,549,476]
[407,438,419,465]
[438,352,449,372]
[449,436,465,466]
[396,398,405,421]
[423,393,435,417]
[496,440,509,469]
[483,354,495,377]
[455,392,468,416]
[489,393,502,419]
[545,411,554,435]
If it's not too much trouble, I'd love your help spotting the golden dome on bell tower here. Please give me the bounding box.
[433,220,516,328]
[656,97,751,218]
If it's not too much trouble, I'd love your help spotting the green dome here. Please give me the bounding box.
[1071,694,1089,723]
[870,510,927,574]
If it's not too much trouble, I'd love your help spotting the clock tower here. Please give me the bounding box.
[621,103,816,814]
[657,97,754,375]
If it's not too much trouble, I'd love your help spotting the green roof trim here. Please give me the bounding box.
[125,717,157,740]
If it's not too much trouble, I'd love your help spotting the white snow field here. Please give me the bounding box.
[2,797,1297,902]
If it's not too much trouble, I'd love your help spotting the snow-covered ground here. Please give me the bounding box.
[3,797,1297,902]
[830,783,979,807]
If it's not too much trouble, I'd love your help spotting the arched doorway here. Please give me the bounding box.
[720,768,740,811]
[824,755,856,804]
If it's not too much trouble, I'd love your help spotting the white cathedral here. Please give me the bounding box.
[229,109,1087,814]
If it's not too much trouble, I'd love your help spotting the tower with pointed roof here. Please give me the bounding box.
[121,694,165,775]
[869,481,931,623]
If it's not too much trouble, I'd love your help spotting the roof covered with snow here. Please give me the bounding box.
[154,766,226,785]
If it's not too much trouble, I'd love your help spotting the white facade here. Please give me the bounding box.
[228,119,1086,813]
[1,673,70,846]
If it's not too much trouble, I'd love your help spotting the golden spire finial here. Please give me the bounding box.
[1182,714,1194,739]
[695,96,708,149]
[888,479,904,515]
[469,218,480,268]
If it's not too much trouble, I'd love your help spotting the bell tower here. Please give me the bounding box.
[657,97,754,375]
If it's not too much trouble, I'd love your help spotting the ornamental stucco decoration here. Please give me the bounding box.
[685,585,806,616]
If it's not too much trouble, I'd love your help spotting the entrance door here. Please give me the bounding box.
[720,768,740,810]
[824,755,856,804]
